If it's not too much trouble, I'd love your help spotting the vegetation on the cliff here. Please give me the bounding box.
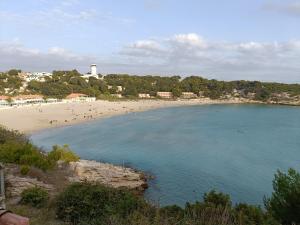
[20,187,49,208]
[3,69,300,102]
[0,126,79,171]
[14,168,298,225]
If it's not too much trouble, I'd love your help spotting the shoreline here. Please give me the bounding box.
[0,98,263,134]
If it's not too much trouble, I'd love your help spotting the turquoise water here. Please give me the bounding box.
[30,104,300,206]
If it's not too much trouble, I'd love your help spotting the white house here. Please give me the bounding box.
[157,92,173,99]
[108,85,123,93]
[24,72,52,82]
[181,92,197,99]
[111,94,123,98]
[11,95,44,105]
[63,93,96,102]
[138,93,151,98]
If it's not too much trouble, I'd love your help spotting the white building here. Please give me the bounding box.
[107,85,123,93]
[24,72,52,82]
[83,64,99,79]
[63,93,96,102]
[11,95,45,105]
[157,92,173,99]
[181,92,197,99]
[91,64,97,76]
[138,93,151,98]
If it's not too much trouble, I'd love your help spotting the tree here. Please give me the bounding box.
[264,168,300,225]
[203,190,232,207]
[7,69,21,76]
[171,87,182,98]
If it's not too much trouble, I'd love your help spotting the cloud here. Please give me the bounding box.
[0,40,95,72]
[263,1,300,16]
[0,2,134,29]
[1,34,300,83]
[120,33,300,82]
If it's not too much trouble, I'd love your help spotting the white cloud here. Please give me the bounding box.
[120,33,300,82]
[1,34,300,83]
[0,3,133,28]
[0,41,95,72]
[171,33,207,48]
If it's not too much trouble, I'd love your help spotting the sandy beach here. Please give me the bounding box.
[0,98,255,134]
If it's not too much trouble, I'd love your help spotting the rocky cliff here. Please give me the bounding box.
[5,159,148,200]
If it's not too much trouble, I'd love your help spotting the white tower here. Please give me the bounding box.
[90,64,97,77]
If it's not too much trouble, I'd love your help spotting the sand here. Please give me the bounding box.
[0,98,253,134]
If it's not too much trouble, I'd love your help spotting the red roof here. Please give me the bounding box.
[0,95,9,100]
[66,93,88,99]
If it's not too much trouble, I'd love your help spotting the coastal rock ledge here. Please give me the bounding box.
[5,159,148,199]
[66,160,148,191]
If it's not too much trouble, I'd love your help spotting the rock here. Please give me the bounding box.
[5,174,54,198]
[3,159,148,200]
[67,160,147,191]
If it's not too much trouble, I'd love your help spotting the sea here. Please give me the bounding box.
[30,104,300,206]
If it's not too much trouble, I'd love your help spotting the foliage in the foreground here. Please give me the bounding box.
[20,164,31,175]
[264,168,300,225]
[20,187,49,208]
[56,183,147,225]
[8,203,63,225]
[0,126,79,171]
[48,145,79,163]
[56,183,279,225]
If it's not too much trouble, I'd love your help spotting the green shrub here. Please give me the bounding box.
[56,183,146,224]
[203,190,232,207]
[20,165,30,175]
[0,126,27,144]
[0,127,54,170]
[48,145,79,163]
[264,168,300,225]
[21,187,49,208]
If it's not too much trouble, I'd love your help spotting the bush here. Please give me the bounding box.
[56,183,146,224]
[0,126,27,144]
[264,168,300,225]
[48,145,79,163]
[0,127,79,171]
[21,187,49,208]
[203,190,232,207]
[20,165,30,175]
[0,127,54,170]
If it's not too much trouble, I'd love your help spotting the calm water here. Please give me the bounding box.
[31,104,300,206]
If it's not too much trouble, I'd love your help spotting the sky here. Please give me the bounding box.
[1,0,300,83]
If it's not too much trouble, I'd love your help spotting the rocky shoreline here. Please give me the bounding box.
[5,159,148,202]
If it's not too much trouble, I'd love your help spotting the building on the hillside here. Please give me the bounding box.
[138,93,151,98]
[157,92,173,99]
[83,64,99,79]
[91,64,97,76]
[63,93,96,102]
[181,92,197,99]
[24,72,52,82]
[107,85,123,93]
[11,95,44,105]
[0,96,9,107]
[111,94,123,98]
[116,86,123,92]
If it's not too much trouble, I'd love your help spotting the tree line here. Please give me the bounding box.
[2,69,300,101]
